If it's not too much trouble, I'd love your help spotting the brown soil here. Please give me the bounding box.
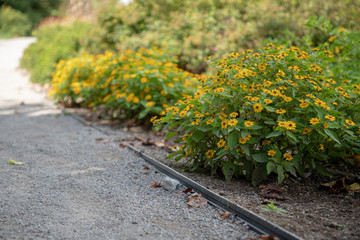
[68,108,360,240]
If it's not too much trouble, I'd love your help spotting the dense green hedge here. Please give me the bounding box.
[0,6,31,37]
[96,0,360,75]
[20,21,94,84]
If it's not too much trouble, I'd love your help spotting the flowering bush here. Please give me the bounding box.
[154,44,360,185]
[50,47,198,121]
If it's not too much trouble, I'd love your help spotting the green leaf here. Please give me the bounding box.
[240,145,251,156]
[241,130,249,139]
[264,106,276,112]
[264,120,276,125]
[222,161,235,181]
[166,131,178,140]
[324,129,341,144]
[201,102,209,114]
[286,131,299,143]
[266,161,276,175]
[8,158,25,165]
[315,163,332,176]
[250,125,263,130]
[252,163,267,186]
[277,165,285,184]
[138,109,149,119]
[227,131,239,150]
[266,131,283,138]
[252,153,268,163]
[192,131,204,142]
[284,164,297,177]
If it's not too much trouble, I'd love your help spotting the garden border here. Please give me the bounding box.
[64,107,302,240]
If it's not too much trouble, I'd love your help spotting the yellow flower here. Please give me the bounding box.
[145,95,152,100]
[253,103,263,112]
[146,101,155,107]
[283,153,292,161]
[325,115,335,121]
[217,139,226,148]
[319,144,324,151]
[345,119,355,126]
[324,122,329,128]
[264,99,273,104]
[278,121,287,128]
[221,120,228,129]
[206,149,214,159]
[267,150,276,157]
[206,119,214,125]
[141,77,148,83]
[224,146,229,150]
[328,36,337,42]
[276,109,286,114]
[230,112,239,117]
[262,140,271,146]
[191,119,200,125]
[302,128,312,135]
[299,102,309,108]
[310,118,320,125]
[133,97,140,103]
[285,121,296,130]
[228,119,238,127]
[244,121,254,127]
[180,111,187,117]
[331,101,337,105]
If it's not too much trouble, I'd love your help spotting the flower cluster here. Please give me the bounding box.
[155,44,360,185]
[50,47,198,121]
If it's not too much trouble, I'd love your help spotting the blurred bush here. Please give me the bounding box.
[96,0,360,75]
[0,0,61,28]
[50,47,198,122]
[0,5,32,37]
[20,20,96,84]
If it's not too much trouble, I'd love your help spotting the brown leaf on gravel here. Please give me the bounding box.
[135,136,154,146]
[320,177,346,194]
[348,182,360,193]
[219,211,231,220]
[119,142,127,148]
[260,193,288,201]
[143,165,150,170]
[150,182,162,188]
[154,140,165,147]
[259,182,284,193]
[257,235,280,240]
[177,187,194,194]
[95,137,111,143]
[187,193,207,208]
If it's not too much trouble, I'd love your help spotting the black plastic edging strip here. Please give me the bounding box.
[64,108,301,240]
[127,144,302,240]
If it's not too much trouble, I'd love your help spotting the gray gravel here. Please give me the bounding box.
[0,38,257,240]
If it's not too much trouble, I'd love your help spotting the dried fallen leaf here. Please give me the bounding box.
[119,142,127,148]
[8,158,25,165]
[98,138,111,143]
[154,141,165,147]
[260,193,288,201]
[259,182,284,193]
[257,235,280,240]
[177,187,194,194]
[187,193,207,208]
[320,177,346,194]
[348,182,360,193]
[219,211,231,220]
[143,165,150,170]
[150,182,162,188]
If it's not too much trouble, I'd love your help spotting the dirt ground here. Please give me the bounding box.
[68,108,360,240]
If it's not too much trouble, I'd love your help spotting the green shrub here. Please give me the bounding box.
[20,20,93,84]
[50,47,198,122]
[0,6,31,37]
[155,44,360,185]
[96,0,360,75]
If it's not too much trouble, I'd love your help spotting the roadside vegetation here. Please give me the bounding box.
[20,0,360,184]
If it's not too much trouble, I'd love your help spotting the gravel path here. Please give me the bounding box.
[0,38,257,240]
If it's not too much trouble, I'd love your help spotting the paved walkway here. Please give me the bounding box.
[0,38,255,240]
